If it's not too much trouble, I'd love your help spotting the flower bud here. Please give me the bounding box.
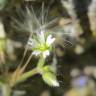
[42,72,59,87]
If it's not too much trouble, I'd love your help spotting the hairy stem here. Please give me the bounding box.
[16,68,38,84]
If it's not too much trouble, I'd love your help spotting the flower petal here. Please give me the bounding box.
[46,35,55,46]
[28,38,38,48]
[32,50,41,56]
[43,50,50,58]
[39,31,45,44]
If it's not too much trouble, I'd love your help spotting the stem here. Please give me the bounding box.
[12,52,33,85]
[19,34,32,66]
[12,55,45,86]
[2,84,11,96]
[37,56,45,68]
[16,68,38,84]
[19,52,33,74]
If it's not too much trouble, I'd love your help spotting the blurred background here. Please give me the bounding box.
[0,0,96,96]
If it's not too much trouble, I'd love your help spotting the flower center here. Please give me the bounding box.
[39,44,49,51]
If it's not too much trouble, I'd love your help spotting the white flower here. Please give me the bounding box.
[28,31,55,58]
[42,50,50,58]
[32,50,41,56]
[46,35,55,46]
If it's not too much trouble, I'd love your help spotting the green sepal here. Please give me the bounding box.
[42,71,59,87]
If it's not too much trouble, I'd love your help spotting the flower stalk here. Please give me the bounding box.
[16,67,38,84]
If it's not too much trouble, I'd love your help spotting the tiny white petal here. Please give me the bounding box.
[28,38,38,47]
[39,31,45,44]
[32,50,41,56]
[46,35,55,46]
[28,38,33,45]
[43,50,50,58]
[28,41,33,46]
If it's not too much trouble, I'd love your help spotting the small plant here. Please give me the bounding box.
[0,4,61,96]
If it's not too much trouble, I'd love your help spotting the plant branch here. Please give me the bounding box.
[16,68,38,84]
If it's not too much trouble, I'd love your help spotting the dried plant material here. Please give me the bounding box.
[0,21,6,38]
[88,0,96,37]
[0,51,5,64]
[6,39,16,61]
[0,20,6,64]
[61,0,83,37]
